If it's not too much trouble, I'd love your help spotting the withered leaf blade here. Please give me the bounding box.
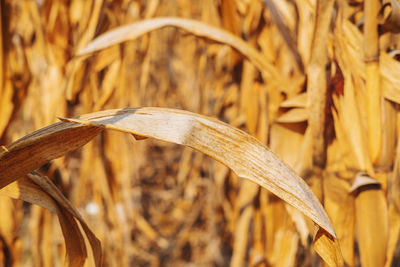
[276,108,308,123]
[77,17,281,80]
[0,122,103,189]
[0,175,88,267]
[280,92,308,108]
[61,107,341,264]
[27,172,102,267]
[314,228,344,267]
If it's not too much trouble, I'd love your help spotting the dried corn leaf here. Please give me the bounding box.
[77,17,281,81]
[27,172,102,266]
[313,228,344,267]
[276,108,308,123]
[326,185,355,266]
[280,93,307,108]
[0,176,56,212]
[61,107,343,265]
[0,173,102,267]
[0,123,103,189]
[0,106,342,265]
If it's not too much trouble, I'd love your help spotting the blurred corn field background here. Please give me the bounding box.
[1,0,400,266]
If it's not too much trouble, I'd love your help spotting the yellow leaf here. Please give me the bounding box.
[0,173,102,267]
[0,123,103,189]
[1,107,342,265]
[61,107,343,265]
[77,17,282,81]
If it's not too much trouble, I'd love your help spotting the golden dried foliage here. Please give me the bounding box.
[0,0,400,266]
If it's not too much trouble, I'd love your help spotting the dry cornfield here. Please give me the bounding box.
[0,0,400,266]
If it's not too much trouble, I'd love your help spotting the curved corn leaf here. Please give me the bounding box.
[0,122,102,189]
[0,107,343,266]
[0,173,102,267]
[77,17,281,81]
[61,107,343,265]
